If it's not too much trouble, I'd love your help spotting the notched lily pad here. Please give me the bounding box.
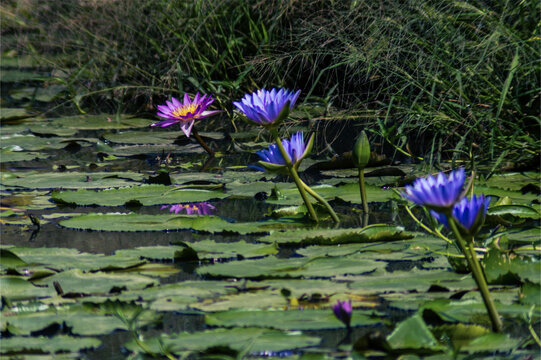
[124,327,320,354]
[257,224,413,245]
[52,185,227,206]
[205,308,381,330]
[1,171,144,189]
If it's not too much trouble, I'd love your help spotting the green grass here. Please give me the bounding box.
[3,0,539,167]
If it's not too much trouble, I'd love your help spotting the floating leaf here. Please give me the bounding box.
[124,327,320,354]
[197,253,382,279]
[52,185,227,206]
[50,114,154,130]
[1,171,144,189]
[206,309,381,330]
[257,224,413,245]
[1,335,101,355]
[387,313,442,351]
[488,204,540,218]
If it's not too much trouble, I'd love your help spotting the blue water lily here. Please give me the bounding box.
[332,299,352,329]
[233,88,301,127]
[402,168,466,211]
[255,132,314,172]
[431,194,491,236]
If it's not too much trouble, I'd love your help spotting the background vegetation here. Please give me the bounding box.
[2,0,539,168]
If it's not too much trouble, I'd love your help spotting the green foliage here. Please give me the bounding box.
[7,0,538,162]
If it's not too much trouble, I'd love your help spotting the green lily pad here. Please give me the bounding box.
[0,190,55,210]
[1,171,144,189]
[124,327,320,354]
[34,269,158,295]
[0,276,56,300]
[59,213,299,234]
[475,185,539,205]
[348,269,475,294]
[116,240,278,262]
[387,313,442,351]
[257,224,413,245]
[102,130,181,144]
[0,135,91,151]
[487,204,540,218]
[10,85,66,102]
[205,308,381,330]
[461,333,521,354]
[421,299,541,324]
[5,247,146,272]
[0,150,51,162]
[483,248,541,285]
[50,114,154,130]
[480,172,541,192]
[52,185,227,206]
[197,253,383,279]
[265,183,394,205]
[0,335,101,355]
[0,107,30,121]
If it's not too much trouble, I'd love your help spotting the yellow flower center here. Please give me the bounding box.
[172,104,198,119]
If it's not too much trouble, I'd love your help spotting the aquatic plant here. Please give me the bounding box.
[235,89,338,223]
[430,194,491,237]
[162,202,216,216]
[152,93,221,156]
[353,130,370,213]
[332,299,352,330]
[402,169,503,333]
[402,168,466,212]
[233,88,300,127]
[255,132,313,172]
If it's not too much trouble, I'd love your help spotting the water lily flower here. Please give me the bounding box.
[254,131,314,172]
[233,88,301,127]
[162,202,216,215]
[431,194,491,236]
[152,93,222,137]
[332,299,352,329]
[401,168,466,212]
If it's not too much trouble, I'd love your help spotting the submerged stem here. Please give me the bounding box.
[447,215,503,333]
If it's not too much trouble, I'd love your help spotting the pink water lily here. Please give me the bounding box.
[152,93,222,137]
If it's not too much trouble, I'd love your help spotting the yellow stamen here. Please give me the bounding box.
[172,104,198,118]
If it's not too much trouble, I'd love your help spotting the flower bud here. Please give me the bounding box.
[353,131,370,169]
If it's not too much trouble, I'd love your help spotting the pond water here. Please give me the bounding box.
[1,63,540,359]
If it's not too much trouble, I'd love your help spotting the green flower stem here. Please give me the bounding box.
[270,130,318,222]
[298,178,340,223]
[447,215,503,333]
[358,167,369,213]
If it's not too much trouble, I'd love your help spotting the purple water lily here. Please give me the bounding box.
[152,93,221,137]
[431,194,491,235]
[254,132,313,172]
[233,88,301,126]
[332,299,352,329]
[402,168,466,211]
[162,202,216,216]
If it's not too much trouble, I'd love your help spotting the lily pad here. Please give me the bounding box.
[0,135,91,151]
[52,185,227,206]
[205,308,381,330]
[5,247,146,272]
[0,335,101,355]
[1,171,144,189]
[102,130,181,144]
[0,150,51,162]
[124,327,320,354]
[116,240,278,261]
[59,213,299,234]
[0,276,56,300]
[197,253,383,279]
[387,313,442,351]
[34,269,158,295]
[10,85,66,102]
[50,114,154,130]
[257,225,413,245]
